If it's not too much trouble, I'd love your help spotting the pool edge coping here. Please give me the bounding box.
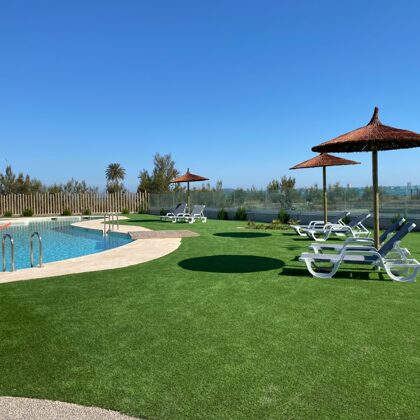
[0,216,181,284]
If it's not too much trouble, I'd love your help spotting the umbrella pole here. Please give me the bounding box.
[372,148,380,248]
[322,166,328,224]
[187,181,190,212]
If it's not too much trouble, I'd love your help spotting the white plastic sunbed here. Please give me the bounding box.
[160,203,187,222]
[176,204,207,223]
[299,222,420,282]
[290,211,350,236]
[306,213,371,242]
[309,217,406,254]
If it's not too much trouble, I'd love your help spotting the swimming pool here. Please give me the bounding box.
[0,219,131,271]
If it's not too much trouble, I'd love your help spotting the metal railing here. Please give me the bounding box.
[2,233,14,272]
[103,213,119,236]
[149,188,420,217]
[30,231,43,268]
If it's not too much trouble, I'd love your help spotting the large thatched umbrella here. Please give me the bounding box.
[171,169,209,211]
[290,153,359,223]
[312,107,420,248]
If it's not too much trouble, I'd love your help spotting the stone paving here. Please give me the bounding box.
[0,397,138,420]
[0,217,182,284]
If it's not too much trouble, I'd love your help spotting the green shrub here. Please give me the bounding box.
[61,208,72,216]
[122,208,130,215]
[391,213,403,230]
[391,213,402,224]
[160,208,167,216]
[217,208,229,220]
[22,208,34,217]
[246,220,290,230]
[82,208,91,216]
[278,210,290,224]
[3,210,12,218]
[138,207,145,214]
[235,207,247,221]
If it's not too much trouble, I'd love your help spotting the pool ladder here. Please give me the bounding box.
[1,231,43,272]
[103,213,119,236]
[2,234,15,272]
[30,231,43,268]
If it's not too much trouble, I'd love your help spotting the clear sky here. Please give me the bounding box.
[1,0,419,191]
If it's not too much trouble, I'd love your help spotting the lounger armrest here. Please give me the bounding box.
[308,220,324,228]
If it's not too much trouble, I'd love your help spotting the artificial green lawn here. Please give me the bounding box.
[1,214,420,419]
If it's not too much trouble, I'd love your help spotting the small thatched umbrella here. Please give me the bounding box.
[171,169,209,211]
[312,107,420,247]
[290,153,360,223]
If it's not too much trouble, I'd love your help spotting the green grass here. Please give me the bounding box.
[1,214,420,419]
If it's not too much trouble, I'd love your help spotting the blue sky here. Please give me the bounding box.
[1,0,419,191]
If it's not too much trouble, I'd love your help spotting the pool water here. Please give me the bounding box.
[0,220,131,271]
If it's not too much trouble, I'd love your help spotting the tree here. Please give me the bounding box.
[151,153,179,193]
[280,176,296,209]
[48,179,98,194]
[137,153,179,193]
[0,165,45,194]
[267,179,280,192]
[106,163,126,193]
[214,180,223,192]
[195,182,211,192]
[137,170,152,193]
[280,176,296,193]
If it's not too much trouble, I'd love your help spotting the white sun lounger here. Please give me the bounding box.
[306,213,371,242]
[299,222,420,282]
[309,217,406,254]
[176,205,207,223]
[160,203,187,222]
[290,211,350,236]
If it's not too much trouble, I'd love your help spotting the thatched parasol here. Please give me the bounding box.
[171,169,209,211]
[290,153,359,223]
[312,107,420,247]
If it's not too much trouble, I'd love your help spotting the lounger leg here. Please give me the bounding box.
[383,264,419,283]
[303,258,341,278]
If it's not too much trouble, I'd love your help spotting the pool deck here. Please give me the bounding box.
[0,217,182,284]
[0,397,137,419]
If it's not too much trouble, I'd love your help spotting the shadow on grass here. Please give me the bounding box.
[214,232,271,238]
[280,266,388,281]
[179,255,284,273]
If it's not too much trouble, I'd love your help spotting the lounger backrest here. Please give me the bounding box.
[379,217,405,244]
[347,213,370,228]
[330,211,350,224]
[190,204,204,215]
[174,203,187,214]
[378,222,416,257]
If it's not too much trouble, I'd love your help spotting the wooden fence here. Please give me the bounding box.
[0,192,149,216]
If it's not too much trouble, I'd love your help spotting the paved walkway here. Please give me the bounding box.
[0,217,181,284]
[0,397,138,419]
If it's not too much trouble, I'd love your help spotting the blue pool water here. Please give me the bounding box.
[0,219,131,271]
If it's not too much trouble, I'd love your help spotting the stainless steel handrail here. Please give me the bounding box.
[103,213,109,236]
[103,213,119,235]
[30,231,43,268]
[2,233,14,272]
